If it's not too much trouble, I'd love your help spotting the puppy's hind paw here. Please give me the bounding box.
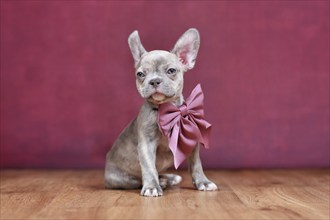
[194,181,218,191]
[140,186,163,197]
[159,174,182,189]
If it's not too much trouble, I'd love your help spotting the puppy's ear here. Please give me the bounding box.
[171,28,200,70]
[128,30,147,66]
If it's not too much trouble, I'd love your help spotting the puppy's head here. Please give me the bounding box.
[128,29,200,105]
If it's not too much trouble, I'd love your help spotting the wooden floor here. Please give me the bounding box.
[0,169,329,219]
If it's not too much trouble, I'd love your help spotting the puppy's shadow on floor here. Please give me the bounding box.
[81,182,195,195]
[82,183,141,195]
[179,186,195,190]
[83,183,106,191]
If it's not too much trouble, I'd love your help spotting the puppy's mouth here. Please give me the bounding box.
[147,92,174,104]
[151,92,166,101]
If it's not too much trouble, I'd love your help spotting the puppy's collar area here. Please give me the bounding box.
[147,102,159,111]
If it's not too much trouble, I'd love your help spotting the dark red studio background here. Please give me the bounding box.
[1,1,329,169]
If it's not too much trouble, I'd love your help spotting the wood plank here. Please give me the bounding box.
[0,169,329,219]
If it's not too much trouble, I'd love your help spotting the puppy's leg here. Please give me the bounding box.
[138,137,163,197]
[159,174,182,189]
[104,164,142,189]
[188,144,218,191]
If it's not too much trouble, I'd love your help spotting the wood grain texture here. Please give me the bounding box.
[0,169,329,219]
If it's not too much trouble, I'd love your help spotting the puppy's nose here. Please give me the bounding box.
[149,78,162,87]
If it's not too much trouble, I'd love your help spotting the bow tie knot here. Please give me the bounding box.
[158,84,212,169]
[179,105,189,117]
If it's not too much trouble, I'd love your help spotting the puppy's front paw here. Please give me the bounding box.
[140,185,163,197]
[194,181,218,191]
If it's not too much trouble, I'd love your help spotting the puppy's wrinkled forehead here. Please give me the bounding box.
[138,50,181,70]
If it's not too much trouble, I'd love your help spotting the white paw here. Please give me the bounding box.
[195,181,218,191]
[171,175,182,185]
[141,186,163,197]
[159,174,182,189]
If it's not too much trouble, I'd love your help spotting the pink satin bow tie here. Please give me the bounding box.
[158,84,212,169]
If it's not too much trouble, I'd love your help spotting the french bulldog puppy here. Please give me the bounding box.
[105,28,218,197]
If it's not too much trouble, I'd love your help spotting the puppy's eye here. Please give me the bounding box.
[167,68,177,75]
[136,72,145,78]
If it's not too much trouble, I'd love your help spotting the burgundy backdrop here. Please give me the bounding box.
[1,1,329,169]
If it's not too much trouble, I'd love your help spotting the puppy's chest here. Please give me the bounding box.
[156,132,170,150]
[156,134,173,171]
[139,105,172,151]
